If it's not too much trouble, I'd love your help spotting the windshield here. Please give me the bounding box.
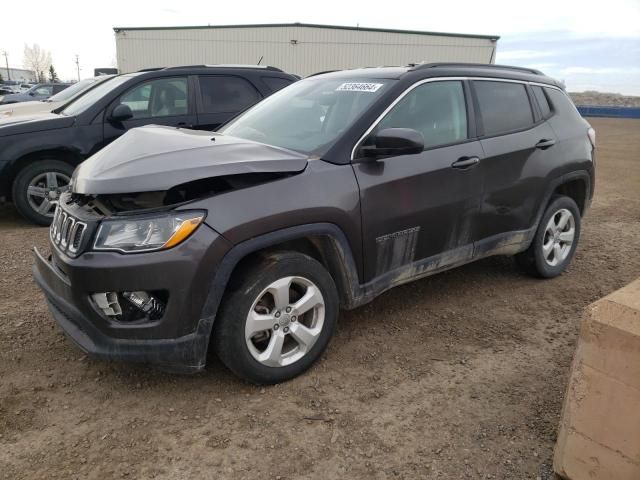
[48,78,101,102]
[221,77,395,155]
[61,74,139,116]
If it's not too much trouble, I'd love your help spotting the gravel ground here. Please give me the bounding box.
[1,118,639,480]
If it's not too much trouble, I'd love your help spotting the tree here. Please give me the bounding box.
[48,65,59,82]
[23,44,51,82]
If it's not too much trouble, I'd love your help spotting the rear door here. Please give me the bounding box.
[103,76,196,146]
[472,80,558,243]
[194,75,263,130]
[353,80,484,281]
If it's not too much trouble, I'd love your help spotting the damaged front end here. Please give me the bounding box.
[33,125,309,370]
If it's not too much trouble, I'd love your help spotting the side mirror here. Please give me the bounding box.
[359,128,424,159]
[28,91,36,96]
[110,104,133,122]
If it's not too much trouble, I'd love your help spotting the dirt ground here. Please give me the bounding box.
[1,117,639,480]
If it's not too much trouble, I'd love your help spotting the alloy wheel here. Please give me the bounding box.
[542,208,575,267]
[26,172,70,218]
[245,276,325,367]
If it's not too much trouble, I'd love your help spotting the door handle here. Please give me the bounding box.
[535,139,556,149]
[451,156,480,169]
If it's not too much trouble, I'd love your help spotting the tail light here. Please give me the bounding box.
[587,127,596,149]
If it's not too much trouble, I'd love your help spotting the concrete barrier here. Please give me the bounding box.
[554,278,640,479]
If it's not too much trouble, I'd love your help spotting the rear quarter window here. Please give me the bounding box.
[545,88,581,119]
[474,81,534,136]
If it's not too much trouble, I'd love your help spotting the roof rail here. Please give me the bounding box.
[163,64,283,72]
[409,63,544,75]
[137,67,164,72]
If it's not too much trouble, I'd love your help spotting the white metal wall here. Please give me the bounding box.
[0,67,36,82]
[115,25,497,76]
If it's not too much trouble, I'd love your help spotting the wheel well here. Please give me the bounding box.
[228,235,354,308]
[553,178,587,214]
[6,149,80,201]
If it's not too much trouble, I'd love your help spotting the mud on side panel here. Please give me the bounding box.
[375,227,421,276]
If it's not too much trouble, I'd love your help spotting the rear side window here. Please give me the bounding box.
[377,80,468,148]
[532,86,551,118]
[474,81,534,136]
[198,76,261,114]
[262,76,294,93]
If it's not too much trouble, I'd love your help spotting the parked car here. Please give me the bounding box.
[0,80,28,93]
[32,63,595,383]
[0,76,114,119]
[0,65,297,224]
[0,83,70,105]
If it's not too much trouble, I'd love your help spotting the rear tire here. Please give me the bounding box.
[213,251,339,384]
[12,160,74,226]
[516,195,581,278]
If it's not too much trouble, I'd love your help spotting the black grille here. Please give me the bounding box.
[50,206,88,255]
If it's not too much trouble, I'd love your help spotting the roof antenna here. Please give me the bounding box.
[257,55,264,65]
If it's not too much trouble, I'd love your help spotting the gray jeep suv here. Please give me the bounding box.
[33,63,595,384]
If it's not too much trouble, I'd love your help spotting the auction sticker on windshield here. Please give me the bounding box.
[336,83,383,92]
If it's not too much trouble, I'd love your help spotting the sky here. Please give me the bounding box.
[1,0,639,94]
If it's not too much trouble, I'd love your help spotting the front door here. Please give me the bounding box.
[353,80,484,282]
[103,76,196,146]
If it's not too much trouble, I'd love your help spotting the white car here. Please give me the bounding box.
[0,76,114,118]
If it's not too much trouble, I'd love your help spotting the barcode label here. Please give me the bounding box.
[336,82,383,92]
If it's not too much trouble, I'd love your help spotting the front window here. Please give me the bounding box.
[61,74,141,116]
[221,77,395,155]
[33,86,53,96]
[376,80,468,148]
[119,77,188,119]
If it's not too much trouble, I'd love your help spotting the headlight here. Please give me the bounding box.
[93,211,205,253]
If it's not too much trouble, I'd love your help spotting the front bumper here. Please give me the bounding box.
[32,224,231,372]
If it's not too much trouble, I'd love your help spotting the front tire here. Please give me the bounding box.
[12,160,74,226]
[516,195,581,278]
[213,252,339,384]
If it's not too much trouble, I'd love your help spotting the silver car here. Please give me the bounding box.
[0,83,70,105]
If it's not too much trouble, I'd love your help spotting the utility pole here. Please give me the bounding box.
[74,54,80,81]
[1,51,10,81]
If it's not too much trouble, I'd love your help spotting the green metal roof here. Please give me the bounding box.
[113,22,500,41]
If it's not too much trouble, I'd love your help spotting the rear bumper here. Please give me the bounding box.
[32,224,231,372]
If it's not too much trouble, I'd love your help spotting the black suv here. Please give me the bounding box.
[33,63,595,384]
[0,65,297,225]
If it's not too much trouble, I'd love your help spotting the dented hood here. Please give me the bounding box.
[72,125,309,194]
